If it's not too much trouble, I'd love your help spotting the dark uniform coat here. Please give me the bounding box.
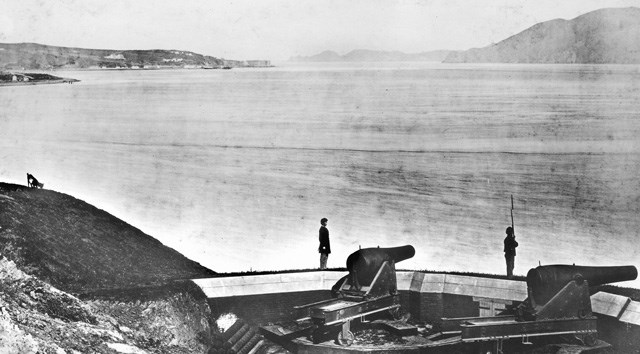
[318,226,331,254]
[504,236,518,256]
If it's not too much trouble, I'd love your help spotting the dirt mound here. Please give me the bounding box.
[0,182,215,294]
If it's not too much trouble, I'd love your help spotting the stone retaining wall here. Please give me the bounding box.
[193,271,528,324]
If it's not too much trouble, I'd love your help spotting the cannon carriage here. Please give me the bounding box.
[264,245,415,346]
[434,264,638,352]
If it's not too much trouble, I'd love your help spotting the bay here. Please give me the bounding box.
[1,62,639,287]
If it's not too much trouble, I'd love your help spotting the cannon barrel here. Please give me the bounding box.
[527,265,637,306]
[347,245,415,268]
[346,245,415,287]
[376,245,416,263]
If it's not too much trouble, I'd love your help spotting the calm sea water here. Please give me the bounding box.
[1,62,639,287]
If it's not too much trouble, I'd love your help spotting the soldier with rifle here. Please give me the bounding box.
[504,195,518,278]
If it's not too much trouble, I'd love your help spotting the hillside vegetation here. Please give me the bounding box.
[0,256,214,353]
[0,42,224,70]
[445,7,640,64]
[0,182,215,294]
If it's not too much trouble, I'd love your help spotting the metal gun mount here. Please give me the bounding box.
[286,245,415,346]
[438,264,638,352]
[520,265,638,321]
[334,245,416,297]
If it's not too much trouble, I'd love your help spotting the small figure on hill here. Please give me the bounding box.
[27,173,44,189]
[504,226,518,278]
[318,218,331,269]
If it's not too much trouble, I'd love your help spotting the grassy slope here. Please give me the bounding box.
[0,182,215,294]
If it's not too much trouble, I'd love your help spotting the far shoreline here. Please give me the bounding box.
[0,78,79,86]
[0,72,80,86]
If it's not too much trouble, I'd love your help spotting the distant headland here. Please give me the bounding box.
[294,7,640,65]
[444,7,640,64]
[290,49,453,62]
[0,42,272,71]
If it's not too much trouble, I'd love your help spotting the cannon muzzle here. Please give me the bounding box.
[527,265,637,306]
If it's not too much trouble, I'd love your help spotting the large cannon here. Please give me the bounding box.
[437,264,637,351]
[334,245,415,295]
[288,245,415,346]
[521,265,638,321]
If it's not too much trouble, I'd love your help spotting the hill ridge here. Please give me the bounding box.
[444,7,640,64]
[0,42,225,70]
[290,48,453,62]
[0,182,216,294]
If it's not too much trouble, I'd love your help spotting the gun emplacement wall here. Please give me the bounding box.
[193,271,640,352]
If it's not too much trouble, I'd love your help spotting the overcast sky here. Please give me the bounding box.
[1,0,639,61]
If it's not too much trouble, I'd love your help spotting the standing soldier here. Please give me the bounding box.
[504,226,518,278]
[318,218,331,269]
